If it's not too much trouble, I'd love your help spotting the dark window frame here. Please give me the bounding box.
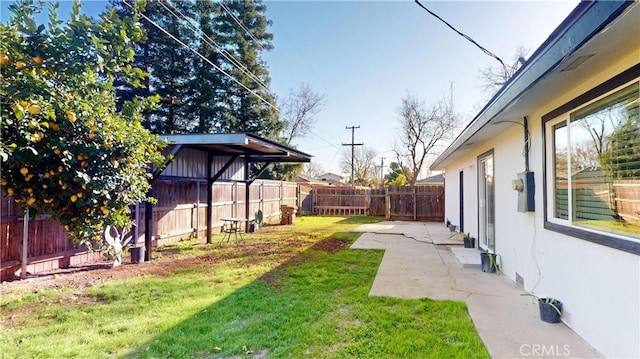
[541,64,640,256]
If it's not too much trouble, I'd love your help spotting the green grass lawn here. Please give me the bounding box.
[0,216,489,358]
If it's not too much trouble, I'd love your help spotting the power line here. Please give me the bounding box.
[159,0,271,94]
[219,1,268,53]
[414,0,508,72]
[342,126,363,187]
[309,130,340,149]
[122,1,280,113]
[326,144,344,173]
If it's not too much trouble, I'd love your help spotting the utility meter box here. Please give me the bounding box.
[516,171,535,212]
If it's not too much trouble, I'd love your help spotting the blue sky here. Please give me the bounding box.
[264,1,579,176]
[2,0,579,177]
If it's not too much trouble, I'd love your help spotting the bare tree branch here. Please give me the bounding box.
[302,162,324,178]
[281,83,327,145]
[395,92,457,186]
[340,146,378,186]
[478,46,529,96]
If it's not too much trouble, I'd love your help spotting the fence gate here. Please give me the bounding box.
[313,187,370,216]
[301,185,444,221]
[298,185,314,215]
[386,185,444,221]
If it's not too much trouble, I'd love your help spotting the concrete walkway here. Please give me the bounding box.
[351,222,602,358]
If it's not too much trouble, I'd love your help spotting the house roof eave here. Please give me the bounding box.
[430,0,633,171]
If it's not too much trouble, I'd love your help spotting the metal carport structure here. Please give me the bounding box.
[144,133,312,260]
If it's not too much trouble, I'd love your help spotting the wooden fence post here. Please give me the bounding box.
[413,186,417,221]
[21,208,29,279]
[195,181,200,237]
[385,186,390,220]
[233,181,238,218]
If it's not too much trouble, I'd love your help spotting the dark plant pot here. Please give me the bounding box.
[448,224,457,232]
[130,246,145,264]
[480,252,497,273]
[463,238,475,248]
[539,299,562,323]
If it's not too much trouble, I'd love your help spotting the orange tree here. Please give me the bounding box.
[0,1,165,249]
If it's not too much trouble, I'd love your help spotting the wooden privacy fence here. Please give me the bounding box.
[1,179,297,280]
[613,180,640,226]
[144,179,298,243]
[1,193,103,281]
[386,185,444,221]
[302,185,444,221]
[313,187,371,216]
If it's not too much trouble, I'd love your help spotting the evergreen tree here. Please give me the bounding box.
[144,0,195,133]
[113,0,283,138]
[215,0,282,138]
[190,0,224,133]
[111,0,195,133]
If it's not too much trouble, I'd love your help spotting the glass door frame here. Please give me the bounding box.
[478,150,495,251]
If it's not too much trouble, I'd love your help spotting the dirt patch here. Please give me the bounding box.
[311,237,351,254]
[0,236,347,298]
[227,348,270,359]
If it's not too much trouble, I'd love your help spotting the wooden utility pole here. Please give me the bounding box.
[342,126,363,187]
[378,157,385,187]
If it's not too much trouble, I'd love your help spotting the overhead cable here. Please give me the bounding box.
[122,0,280,113]
[219,1,268,53]
[160,0,271,93]
[310,130,340,149]
[414,0,508,73]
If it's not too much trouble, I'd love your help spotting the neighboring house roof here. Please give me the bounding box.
[416,173,444,184]
[295,174,327,185]
[431,1,638,170]
[319,172,344,180]
[318,172,346,185]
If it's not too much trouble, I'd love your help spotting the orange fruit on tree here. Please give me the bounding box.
[32,55,43,64]
[0,53,8,65]
[20,167,29,176]
[66,110,76,123]
[27,104,41,115]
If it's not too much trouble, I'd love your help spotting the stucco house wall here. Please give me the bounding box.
[436,2,639,357]
[443,72,640,357]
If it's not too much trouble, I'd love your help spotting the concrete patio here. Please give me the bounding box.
[350,221,602,358]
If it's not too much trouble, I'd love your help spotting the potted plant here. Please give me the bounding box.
[446,218,451,227]
[522,294,563,323]
[129,244,145,263]
[463,233,475,248]
[480,249,499,273]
